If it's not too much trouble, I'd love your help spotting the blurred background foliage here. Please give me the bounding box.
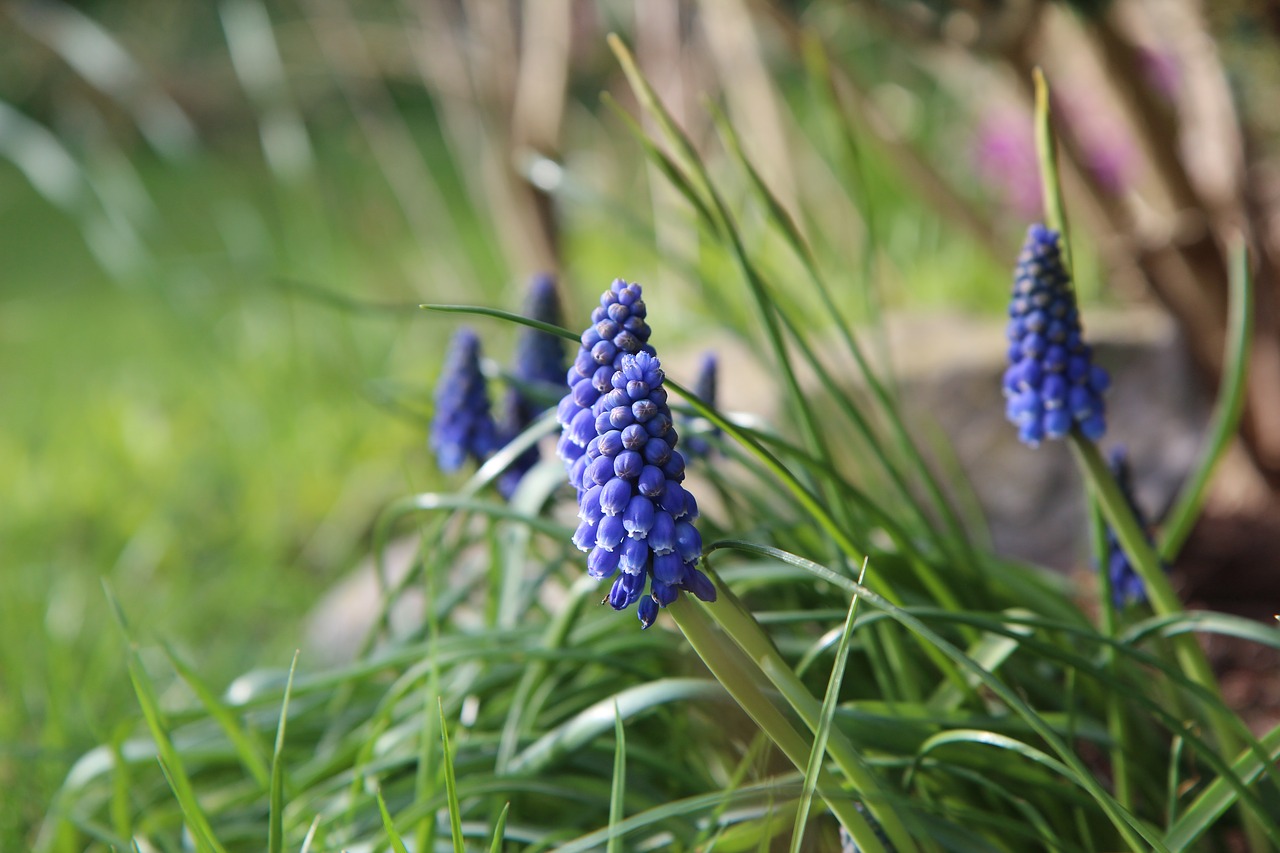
[4,0,1280,848]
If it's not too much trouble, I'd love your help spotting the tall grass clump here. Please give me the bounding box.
[36,33,1280,853]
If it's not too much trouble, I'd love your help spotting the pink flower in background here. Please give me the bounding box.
[973,110,1043,218]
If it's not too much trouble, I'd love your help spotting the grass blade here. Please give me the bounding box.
[607,702,626,853]
[267,650,299,853]
[789,559,867,853]
[440,698,465,853]
[489,802,511,853]
[377,789,411,853]
[162,642,270,789]
[103,584,227,853]
[1159,236,1252,560]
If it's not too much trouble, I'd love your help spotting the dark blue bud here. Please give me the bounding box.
[607,302,629,323]
[1089,365,1111,393]
[632,399,656,423]
[1080,413,1106,441]
[680,568,716,602]
[595,319,620,341]
[572,380,597,409]
[596,515,626,551]
[674,520,702,563]
[581,327,602,349]
[579,485,604,524]
[1042,375,1067,409]
[653,551,684,585]
[591,340,616,365]
[600,477,632,516]
[588,546,620,579]
[662,452,685,482]
[570,408,596,447]
[614,331,640,353]
[609,406,634,429]
[660,481,690,518]
[639,465,665,497]
[620,536,648,574]
[626,380,649,400]
[614,450,644,480]
[592,365,613,392]
[1043,345,1068,373]
[573,520,598,552]
[652,580,679,607]
[644,413,671,437]
[650,511,676,554]
[601,389,627,411]
[623,495,655,537]
[587,455,614,486]
[1069,385,1096,418]
[1044,408,1072,439]
[568,453,588,489]
[594,410,614,435]
[638,595,658,628]
[622,424,647,449]
[643,437,672,466]
[598,430,624,458]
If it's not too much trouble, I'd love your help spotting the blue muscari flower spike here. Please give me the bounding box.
[683,351,719,460]
[558,279,716,628]
[1103,446,1163,609]
[431,327,498,473]
[497,274,566,498]
[1002,224,1110,447]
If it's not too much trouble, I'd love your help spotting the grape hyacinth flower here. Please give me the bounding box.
[1103,446,1162,609]
[497,274,566,497]
[558,279,716,627]
[1002,225,1111,447]
[556,278,656,486]
[430,327,498,473]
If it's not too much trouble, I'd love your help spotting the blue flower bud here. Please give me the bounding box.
[600,477,632,516]
[643,437,672,466]
[579,485,604,524]
[614,450,644,480]
[638,594,658,628]
[572,520,598,552]
[609,406,635,429]
[596,515,626,551]
[588,546,620,580]
[652,580,679,607]
[680,567,716,602]
[674,520,702,563]
[649,511,676,554]
[653,551,684,584]
[622,424,647,449]
[623,495,655,537]
[632,399,657,422]
[638,465,665,497]
[620,536,648,574]
[598,430,624,458]
[587,455,614,487]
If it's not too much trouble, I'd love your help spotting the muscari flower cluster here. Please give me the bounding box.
[497,274,566,497]
[430,327,498,473]
[557,279,716,627]
[1104,446,1161,609]
[1003,224,1111,447]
